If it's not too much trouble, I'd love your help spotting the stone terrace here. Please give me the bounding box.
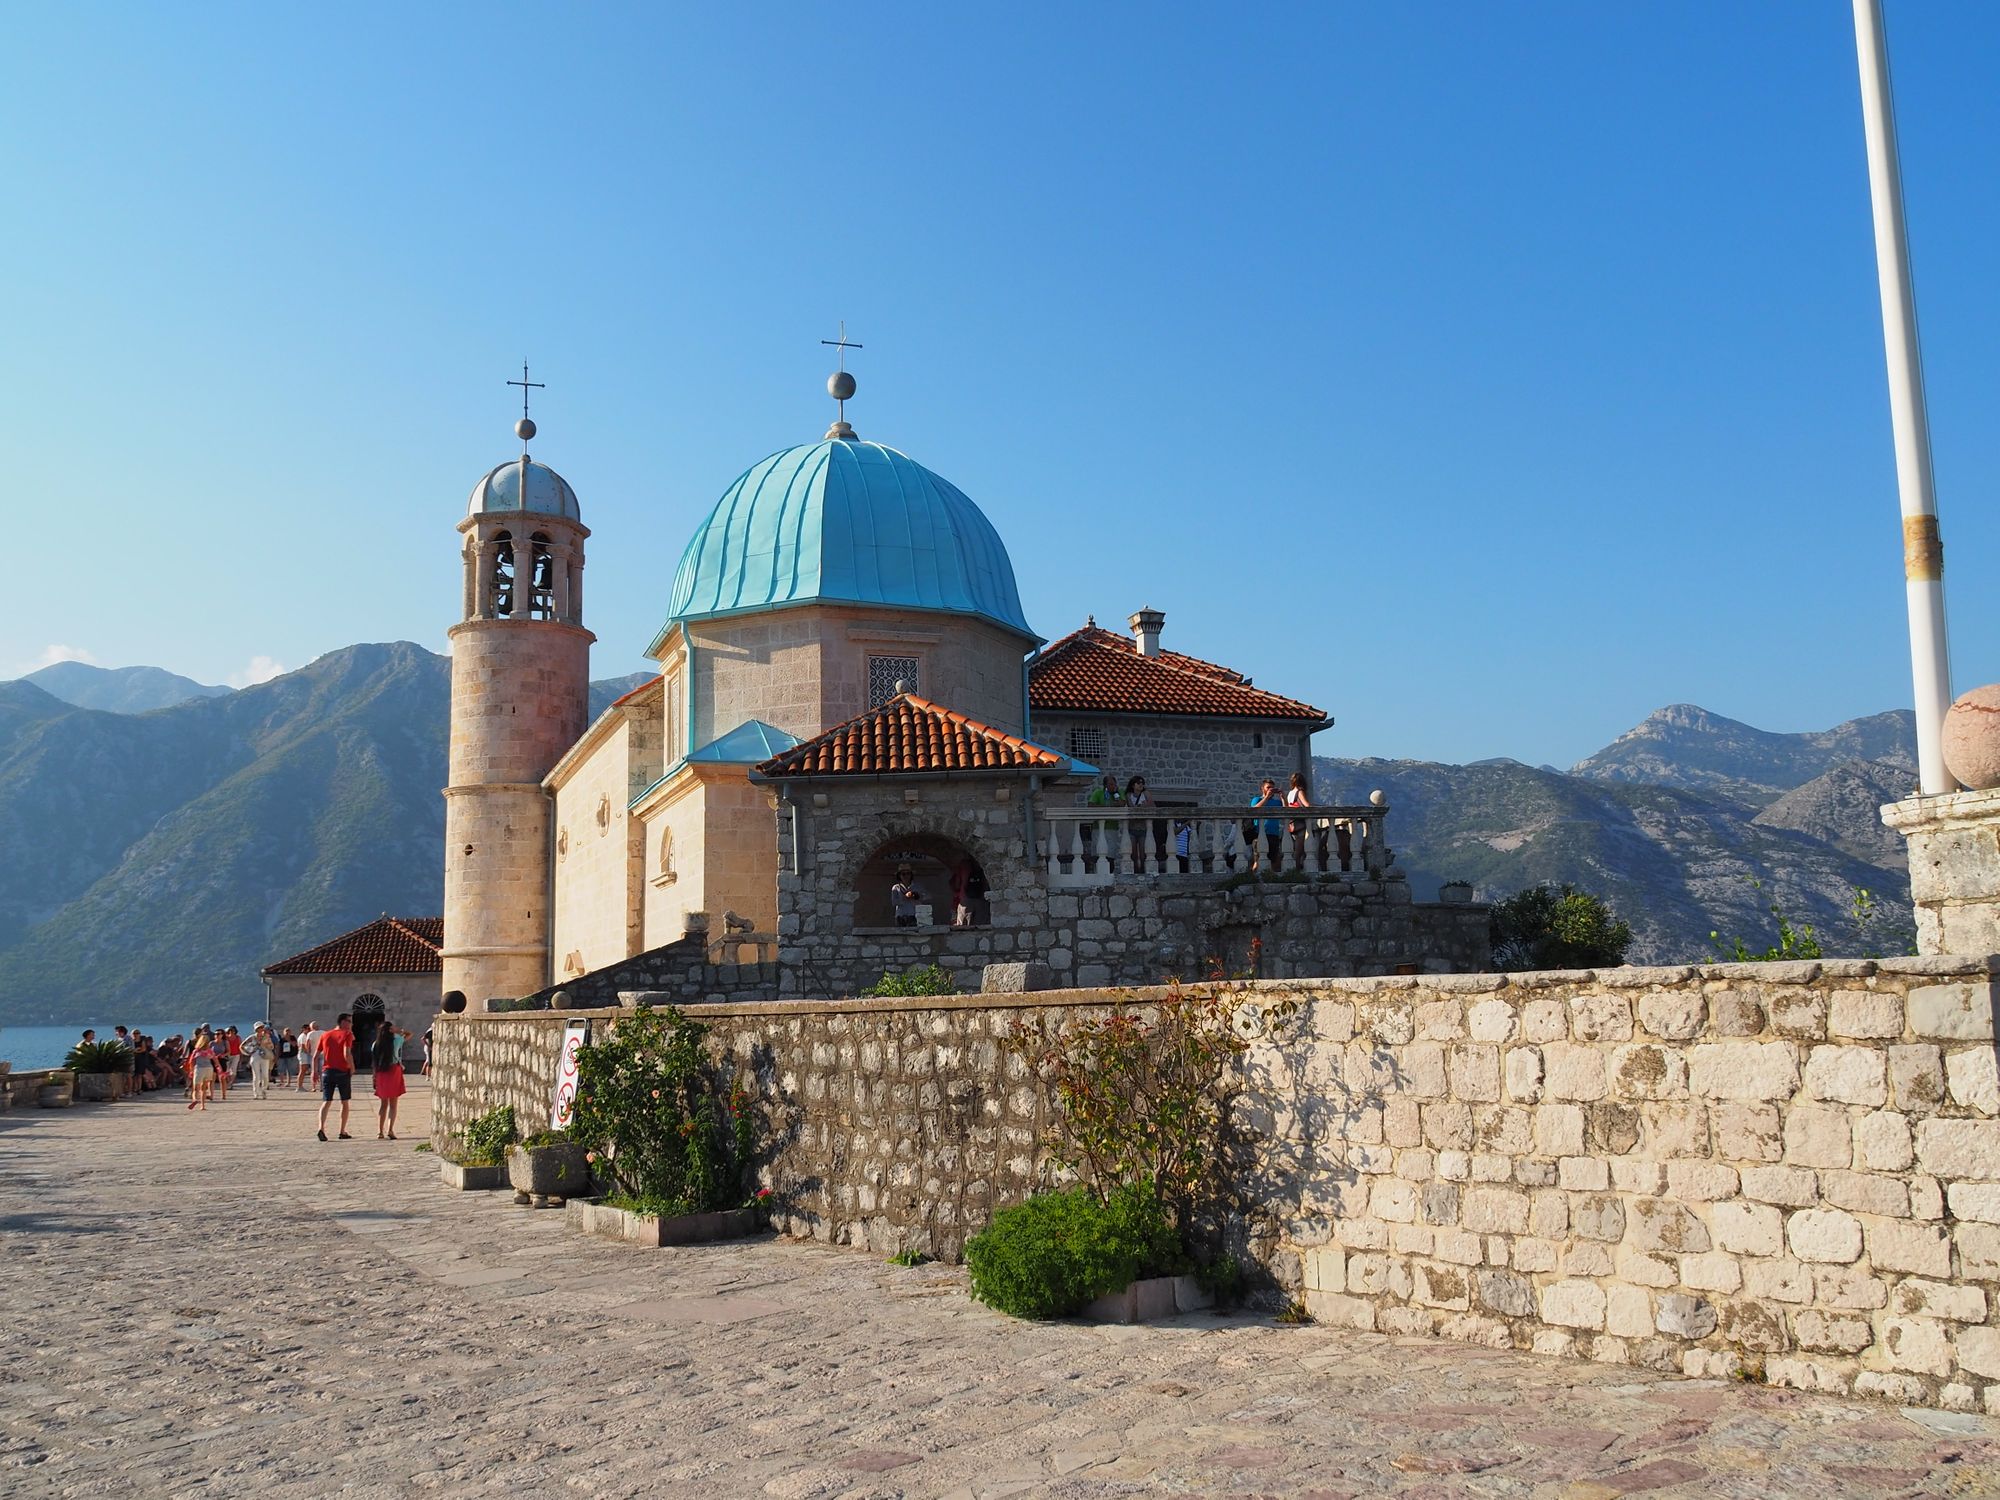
[12,1076,1997,1494]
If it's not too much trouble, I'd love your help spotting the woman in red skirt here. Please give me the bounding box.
[370,1018,412,1139]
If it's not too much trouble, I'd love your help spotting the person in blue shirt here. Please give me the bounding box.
[1247,778,1284,872]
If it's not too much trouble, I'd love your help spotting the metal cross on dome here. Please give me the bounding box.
[506,361,545,421]
[820,321,863,370]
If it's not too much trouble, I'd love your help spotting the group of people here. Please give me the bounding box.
[77,1015,432,1142]
[1082,770,1353,873]
[889,856,989,929]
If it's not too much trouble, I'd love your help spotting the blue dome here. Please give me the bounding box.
[665,440,1034,640]
[468,458,581,521]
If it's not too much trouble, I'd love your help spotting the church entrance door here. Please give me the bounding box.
[351,994,385,1073]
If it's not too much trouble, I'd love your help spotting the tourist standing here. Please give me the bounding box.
[1284,771,1313,870]
[420,1026,434,1076]
[296,1022,318,1092]
[890,866,921,928]
[1084,773,1122,868]
[1247,779,1284,872]
[245,1023,276,1099]
[275,1027,299,1088]
[315,1014,356,1142]
[187,1030,216,1112]
[371,1019,411,1140]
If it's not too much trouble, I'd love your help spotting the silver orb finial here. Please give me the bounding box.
[515,416,537,442]
[828,370,856,401]
[1369,789,1387,807]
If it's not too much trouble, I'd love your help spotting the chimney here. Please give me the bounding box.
[1129,607,1164,658]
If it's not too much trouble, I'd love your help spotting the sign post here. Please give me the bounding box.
[550,1019,590,1131]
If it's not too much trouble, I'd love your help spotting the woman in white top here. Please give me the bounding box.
[1284,771,1313,871]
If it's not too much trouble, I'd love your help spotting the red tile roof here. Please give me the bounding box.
[1029,625,1328,721]
[262,916,444,977]
[754,694,1070,778]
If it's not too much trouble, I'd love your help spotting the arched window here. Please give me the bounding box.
[529,531,554,620]
[491,531,516,617]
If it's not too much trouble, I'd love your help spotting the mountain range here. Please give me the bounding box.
[23,661,232,713]
[0,650,1919,1022]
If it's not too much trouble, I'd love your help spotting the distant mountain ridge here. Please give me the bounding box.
[0,656,1919,1021]
[19,661,232,713]
[1317,704,1918,965]
[0,645,656,1024]
[1569,703,1916,809]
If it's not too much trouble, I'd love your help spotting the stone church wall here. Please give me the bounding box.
[551,716,645,982]
[266,971,441,1036]
[434,954,2000,1413]
[1031,712,1312,806]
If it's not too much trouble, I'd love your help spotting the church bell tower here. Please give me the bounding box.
[441,373,594,1005]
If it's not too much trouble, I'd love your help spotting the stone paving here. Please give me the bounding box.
[1,1084,1996,1498]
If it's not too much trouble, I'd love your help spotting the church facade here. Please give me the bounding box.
[440,373,1487,1010]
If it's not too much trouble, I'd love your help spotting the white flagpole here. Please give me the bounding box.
[1852,0,1956,795]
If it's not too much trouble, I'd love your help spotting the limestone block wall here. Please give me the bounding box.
[690,611,828,747]
[1885,788,2000,956]
[436,954,2000,1412]
[551,717,643,981]
[1235,957,2000,1413]
[773,772,1489,996]
[823,608,1030,736]
[1032,712,1312,805]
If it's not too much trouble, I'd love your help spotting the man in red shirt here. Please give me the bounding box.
[315,1014,357,1142]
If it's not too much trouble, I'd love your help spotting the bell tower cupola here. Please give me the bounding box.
[441,368,595,1007]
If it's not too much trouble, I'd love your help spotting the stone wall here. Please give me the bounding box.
[1885,787,2000,956]
[435,953,2000,1412]
[1032,711,1312,806]
[266,971,441,1036]
[770,773,1486,998]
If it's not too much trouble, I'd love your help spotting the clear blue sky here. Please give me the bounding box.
[5,2,1995,768]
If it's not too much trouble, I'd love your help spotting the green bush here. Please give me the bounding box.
[1490,883,1632,971]
[455,1104,518,1166]
[64,1039,132,1074]
[859,963,957,998]
[568,1004,755,1218]
[965,1183,1181,1319]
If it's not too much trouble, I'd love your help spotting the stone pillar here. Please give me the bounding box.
[551,542,572,623]
[1881,788,2000,955]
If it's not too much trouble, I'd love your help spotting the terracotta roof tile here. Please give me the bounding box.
[1028,625,1327,721]
[754,694,1070,778]
[262,916,444,977]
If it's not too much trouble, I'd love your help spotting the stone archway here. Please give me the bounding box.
[852,832,989,928]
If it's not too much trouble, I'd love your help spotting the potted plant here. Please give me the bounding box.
[507,1129,593,1207]
[440,1104,517,1190]
[1439,879,1475,905]
[564,1003,762,1246]
[38,1068,74,1108]
[64,1040,131,1102]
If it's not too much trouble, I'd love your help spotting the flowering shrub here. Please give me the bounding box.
[568,1005,756,1217]
[1006,978,1281,1226]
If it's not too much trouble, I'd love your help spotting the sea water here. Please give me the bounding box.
[0,1021,261,1072]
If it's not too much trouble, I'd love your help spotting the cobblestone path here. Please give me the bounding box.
[2,1084,1996,1498]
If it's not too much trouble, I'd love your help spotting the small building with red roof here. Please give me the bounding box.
[260,916,443,1057]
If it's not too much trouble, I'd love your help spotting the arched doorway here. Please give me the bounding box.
[852,833,988,928]
[352,993,385,1072]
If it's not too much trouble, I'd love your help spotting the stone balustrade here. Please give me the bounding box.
[1042,803,1388,888]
